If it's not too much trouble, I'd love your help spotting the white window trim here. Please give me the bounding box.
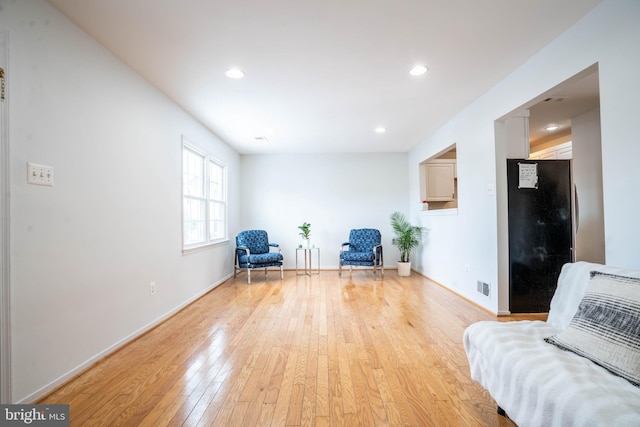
[182,138,228,253]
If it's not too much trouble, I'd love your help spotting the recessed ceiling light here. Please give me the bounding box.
[409,65,428,76]
[225,68,245,79]
[545,125,560,131]
[375,127,386,133]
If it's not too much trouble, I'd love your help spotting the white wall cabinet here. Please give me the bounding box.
[425,161,456,201]
[529,141,573,160]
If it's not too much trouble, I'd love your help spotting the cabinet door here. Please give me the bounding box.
[426,163,455,201]
[556,145,573,159]
[529,141,573,160]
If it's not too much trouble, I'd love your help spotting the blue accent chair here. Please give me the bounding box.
[234,230,284,284]
[339,228,384,278]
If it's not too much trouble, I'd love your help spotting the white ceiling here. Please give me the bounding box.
[528,70,600,147]
[47,0,602,154]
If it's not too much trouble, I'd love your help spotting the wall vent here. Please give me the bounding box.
[483,282,490,296]
[543,96,567,103]
[477,280,490,297]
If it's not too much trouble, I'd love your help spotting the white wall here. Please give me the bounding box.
[573,107,605,264]
[409,0,640,314]
[5,0,640,403]
[1,1,240,402]
[240,153,408,269]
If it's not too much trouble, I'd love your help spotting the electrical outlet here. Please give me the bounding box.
[27,162,54,186]
[149,282,157,296]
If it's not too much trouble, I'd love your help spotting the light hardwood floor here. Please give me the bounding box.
[39,270,523,426]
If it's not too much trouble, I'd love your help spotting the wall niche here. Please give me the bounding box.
[419,145,457,211]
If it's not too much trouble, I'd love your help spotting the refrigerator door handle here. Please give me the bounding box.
[574,183,580,231]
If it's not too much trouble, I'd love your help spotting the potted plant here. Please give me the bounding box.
[298,222,311,248]
[390,211,426,276]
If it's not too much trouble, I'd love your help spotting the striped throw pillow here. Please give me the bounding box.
[544,271,640,386]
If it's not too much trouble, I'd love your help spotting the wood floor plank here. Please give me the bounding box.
[373,364,419,426]
[188,381,228,426]
[348,359,375,426]
[285,383,304,426]
[240,399,263,427]
[37,270,521,426]
[137,394,188,427]
[335,334,356,415]
[271,338,300,426]
[358,359,388,426]
[264,346,288,404]
[381,399,405,427]
[300,374,317,427]
[315,355,329,418]
[173,380,224,426]
[327,368,344,426]
[256,402,276,427]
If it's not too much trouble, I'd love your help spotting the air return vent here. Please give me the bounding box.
[477,280,490,297]
[543,96,567,102]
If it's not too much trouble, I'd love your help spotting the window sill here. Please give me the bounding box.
[183,238,229,255]
[420,208,458,216]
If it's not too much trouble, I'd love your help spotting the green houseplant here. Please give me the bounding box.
[298,222,311,247]
[390,211,426,276]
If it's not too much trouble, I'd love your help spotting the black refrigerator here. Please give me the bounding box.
[507,159,574,313]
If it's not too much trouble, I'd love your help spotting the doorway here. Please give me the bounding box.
[497,63,605,313]
[527,67,605,265]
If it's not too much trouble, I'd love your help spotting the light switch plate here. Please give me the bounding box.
[27,162,54,186]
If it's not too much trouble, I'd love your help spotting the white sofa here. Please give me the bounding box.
[463,261,640,426]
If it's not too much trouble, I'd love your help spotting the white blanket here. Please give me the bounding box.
[463,262,640,426]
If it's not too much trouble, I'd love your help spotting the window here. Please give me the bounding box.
[182,140,227,250]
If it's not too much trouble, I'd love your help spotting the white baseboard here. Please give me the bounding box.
[18,274,232,404]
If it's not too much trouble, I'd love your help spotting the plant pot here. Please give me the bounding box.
[397,261,412,276]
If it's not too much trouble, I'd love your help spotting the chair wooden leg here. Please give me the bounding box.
[247,268,251,284]
[280,265,284,280]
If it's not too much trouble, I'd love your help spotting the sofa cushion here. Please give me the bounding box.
[340,251,375,262]
[238,251,283,266]
[544,271,640,386]
[547,261,640,330]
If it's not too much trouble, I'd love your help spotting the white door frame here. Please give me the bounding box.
[0,26,12,403]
